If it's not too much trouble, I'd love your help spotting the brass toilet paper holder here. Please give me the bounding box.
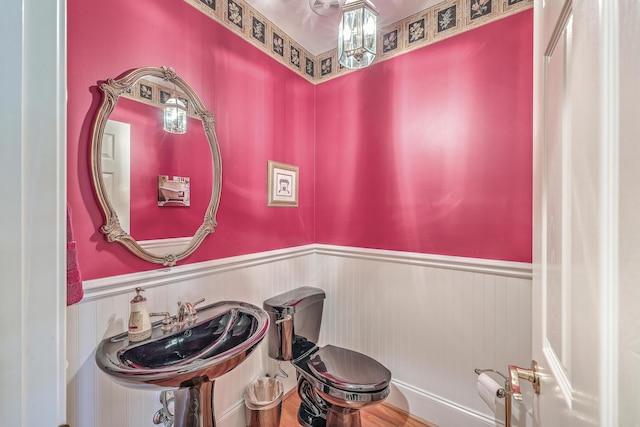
[475,360,541,427]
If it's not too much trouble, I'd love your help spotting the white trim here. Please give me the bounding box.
[315,244,533,279]
[83,245,533,300]
[57,0,68,416]
[2,0,68,423]
[599,0,620,425]
[1,1,24,423]
[387,379,499,427]
[215,399,246,427]
[83,245,316,300]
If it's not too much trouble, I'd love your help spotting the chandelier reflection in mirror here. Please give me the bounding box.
[338,0,378,69]
[163,94,188,134]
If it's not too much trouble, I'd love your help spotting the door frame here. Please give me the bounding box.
[0,0,67,425]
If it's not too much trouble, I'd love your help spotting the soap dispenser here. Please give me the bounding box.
[128,287,152,342]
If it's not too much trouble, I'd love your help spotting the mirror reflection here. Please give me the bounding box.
[90,66,222,266]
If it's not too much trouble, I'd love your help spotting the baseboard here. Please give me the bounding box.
[216,379,501,427]
[387,379,500,427]
[215,399,247,427]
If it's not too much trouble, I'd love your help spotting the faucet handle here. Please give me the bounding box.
[176,298,205,324]
[188,298,205,322]
[150,312,174,332]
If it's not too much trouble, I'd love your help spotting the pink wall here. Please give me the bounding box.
[68,1,532,280]
[315,11,533,262]
[68,0,316,279]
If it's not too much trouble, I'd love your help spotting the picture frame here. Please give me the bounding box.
[158,175,191,206]
[267,160,298,207]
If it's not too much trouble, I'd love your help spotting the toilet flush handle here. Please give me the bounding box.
[276,314,292,325]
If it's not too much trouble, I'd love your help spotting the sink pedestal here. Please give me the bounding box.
[172,379,216,427]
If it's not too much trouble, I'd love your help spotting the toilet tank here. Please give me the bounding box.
[263,287,325,361]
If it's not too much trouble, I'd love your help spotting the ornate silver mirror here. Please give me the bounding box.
[90,66,222,266]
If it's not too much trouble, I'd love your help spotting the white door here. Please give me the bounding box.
[102,119,131,234]
[532,0,635,425]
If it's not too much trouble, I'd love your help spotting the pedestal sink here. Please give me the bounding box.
[95,300,269,427]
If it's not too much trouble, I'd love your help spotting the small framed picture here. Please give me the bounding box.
[158,175,191,206]
[267,160,298,207]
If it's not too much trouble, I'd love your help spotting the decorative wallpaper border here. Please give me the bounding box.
[188,0,531,83]
[121,78,199,118]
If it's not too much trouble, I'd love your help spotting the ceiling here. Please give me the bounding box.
[243,0,445,56]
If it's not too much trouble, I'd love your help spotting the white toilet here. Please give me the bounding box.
[264,287,391,427]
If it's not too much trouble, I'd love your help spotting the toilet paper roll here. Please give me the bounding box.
[477,373,503,412]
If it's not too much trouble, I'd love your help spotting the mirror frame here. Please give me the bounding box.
[90,66,222,266]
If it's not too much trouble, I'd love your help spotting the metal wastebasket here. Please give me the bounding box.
[244,377,284,427]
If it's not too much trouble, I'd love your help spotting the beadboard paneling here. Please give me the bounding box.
[66,246,532,427]
[315,246,532,427]
[67,249,316,427]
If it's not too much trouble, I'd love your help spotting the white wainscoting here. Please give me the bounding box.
[315,245,533,427]
[66,246,315,427]
[66,245,532,427]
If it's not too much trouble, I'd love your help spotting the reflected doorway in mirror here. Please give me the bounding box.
[102,119,131,234]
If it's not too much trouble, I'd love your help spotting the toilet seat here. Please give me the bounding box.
[307,345,391,393]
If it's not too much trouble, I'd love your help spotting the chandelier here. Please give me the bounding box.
[338,0,378,69]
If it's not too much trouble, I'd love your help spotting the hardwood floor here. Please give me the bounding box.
[278,391,438,427]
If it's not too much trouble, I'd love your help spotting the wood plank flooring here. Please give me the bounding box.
[279,391,438,427]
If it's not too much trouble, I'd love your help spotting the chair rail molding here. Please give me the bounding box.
[83,244,531,301]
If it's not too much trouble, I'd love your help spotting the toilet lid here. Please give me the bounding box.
[307,345,391,393]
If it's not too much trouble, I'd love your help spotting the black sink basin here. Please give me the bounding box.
[95,300,269,389]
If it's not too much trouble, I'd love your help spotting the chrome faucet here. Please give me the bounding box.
[176,298,205,324]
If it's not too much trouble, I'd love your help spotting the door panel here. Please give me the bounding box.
[533,0,623,425]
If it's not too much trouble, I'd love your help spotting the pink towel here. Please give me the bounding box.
[67,204,84,305]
